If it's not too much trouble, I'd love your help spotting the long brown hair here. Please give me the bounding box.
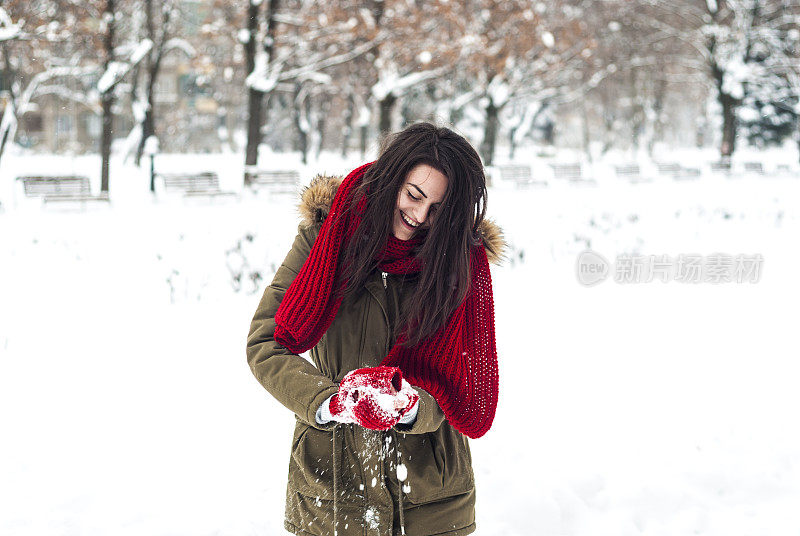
[338,122,488,347]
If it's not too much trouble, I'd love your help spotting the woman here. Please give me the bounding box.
[247,122,504,536]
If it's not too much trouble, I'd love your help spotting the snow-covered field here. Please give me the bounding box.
[1,148,799,535]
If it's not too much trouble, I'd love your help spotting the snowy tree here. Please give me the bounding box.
[453,0,597,165]
[240,0,383,174]
[0,0,146,191]
[0,5,23,163]
[640,0,800,157]
[243,0,278,181]
[735,1,800,149]
[0,1,106,164]
[99,0,118,192]
[568,0,706,155]
[130,0,181,166]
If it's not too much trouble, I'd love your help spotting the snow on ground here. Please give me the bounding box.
[1,148,799,535]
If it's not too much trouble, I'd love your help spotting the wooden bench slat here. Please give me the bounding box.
[42,193,110,204]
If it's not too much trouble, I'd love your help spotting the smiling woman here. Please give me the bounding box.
[393,164,448,240]
[246,122,505,536]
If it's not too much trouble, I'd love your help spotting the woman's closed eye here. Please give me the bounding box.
[407,190,420,201]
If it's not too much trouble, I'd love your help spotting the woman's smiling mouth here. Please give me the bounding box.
[400,211,420,228]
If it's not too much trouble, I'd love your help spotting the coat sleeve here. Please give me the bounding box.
[393,387,445,434]
[246,223,339,430]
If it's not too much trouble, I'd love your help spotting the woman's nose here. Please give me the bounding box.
[412,206,428,223]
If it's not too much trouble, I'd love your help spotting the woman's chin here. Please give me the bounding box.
[392,230,413,241]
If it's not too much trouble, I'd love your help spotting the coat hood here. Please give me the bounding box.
[297,173,506,266]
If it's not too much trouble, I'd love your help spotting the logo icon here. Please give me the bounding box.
[576,249,610,286]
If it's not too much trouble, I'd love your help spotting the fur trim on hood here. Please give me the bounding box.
[297,173,506,266]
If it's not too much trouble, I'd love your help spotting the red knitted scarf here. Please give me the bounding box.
[275,163,498,439]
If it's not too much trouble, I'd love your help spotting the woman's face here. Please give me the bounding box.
[392,164,448,241]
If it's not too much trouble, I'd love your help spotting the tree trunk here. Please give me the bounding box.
[710,44,739,157]
[480,100,499,166]
[135,0,164,167]
[244,89,263,178]
[100,0,116,194]
[293,84,309,165]
[580,100,591,162]
[797,131,800,164]
[0,104,12,165]
[719,89,738,157]
[135,79,156,165]
[508,109,520,160]
[629,67,643,154]
[648,75,666,157]
[341,92,354,158]
[316,93,330,160]
[507,102,538,161]
[244,0,269,182]
[0,42,17,166]
[600,92,614,156]
[245,0,279,180]
[360,124,368,160]
[378,94,396,138]
[139,106,154,160]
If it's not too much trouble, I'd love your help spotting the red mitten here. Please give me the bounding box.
[352,394,399,430]
[340,365,403,394]
[335,366,412,430]
[327,392,351,421]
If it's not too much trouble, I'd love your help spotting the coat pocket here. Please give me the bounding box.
[288,422,365,503]
[393,425,475,505]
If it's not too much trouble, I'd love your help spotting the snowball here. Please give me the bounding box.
[396,463,408,482]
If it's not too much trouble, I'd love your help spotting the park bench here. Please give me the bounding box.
[656,162,680,176]
[614,164,651,183]
[743,162,764,175]
[655,162,699,180]
[498,164,547,187]
[550,163,595,185]
[157,171,236,198]
[710,160,732,175]
[16,175,109,204]
[246,169,300,194]
[676,167,701,179]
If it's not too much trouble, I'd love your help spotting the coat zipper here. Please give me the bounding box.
[377,271,390,353]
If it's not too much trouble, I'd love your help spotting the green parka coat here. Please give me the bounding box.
[247,174,504,536]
